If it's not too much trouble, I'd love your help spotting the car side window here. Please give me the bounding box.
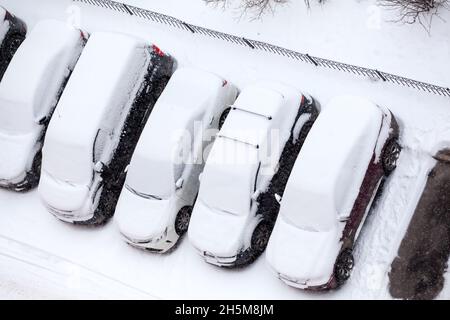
[92,128,109,163]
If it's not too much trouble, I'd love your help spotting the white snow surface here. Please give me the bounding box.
[0,0,449,299]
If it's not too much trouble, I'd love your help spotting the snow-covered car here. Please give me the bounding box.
[0,6,26,81]
[39,32,174,225]
[188,84,319,267]
[266,95,401,290]
[115,68,238,253]
[0,20,86,192]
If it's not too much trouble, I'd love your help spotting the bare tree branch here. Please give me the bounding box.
[378,0,449,31]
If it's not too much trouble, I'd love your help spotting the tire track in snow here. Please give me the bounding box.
[0,235,158,299]
[346,148,435,299]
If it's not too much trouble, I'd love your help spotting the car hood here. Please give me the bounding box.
[115,187,174,242]
[0,132,37,181]
[266,215,342,285]
[188,200,248,258]
[38,170,90,213]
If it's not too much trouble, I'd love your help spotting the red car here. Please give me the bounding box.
[267,95,401,290]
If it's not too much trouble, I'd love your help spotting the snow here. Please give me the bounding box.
[40,31,150,212]
[0,20,83,128]
[266,214,341,288]
[197,139,259,216]
[280,96,382,231]
[122,68,226,198]
[0,19,84,181]
[189,199,249,257]
[0,0,449,299]
[220,84,300,152]
[116,187,174,242]
[0,133,35,181]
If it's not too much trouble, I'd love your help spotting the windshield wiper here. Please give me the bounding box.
[126,184,163,200]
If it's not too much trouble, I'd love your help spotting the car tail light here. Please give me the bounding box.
[152,44,165,57]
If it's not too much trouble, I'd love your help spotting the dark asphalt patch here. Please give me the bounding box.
[389,149,450,300]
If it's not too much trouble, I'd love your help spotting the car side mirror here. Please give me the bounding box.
[251,190,261,201]
[175,178,184,189]
[274,193,282,204]
[94,161,105,173]
[37,116,47,125]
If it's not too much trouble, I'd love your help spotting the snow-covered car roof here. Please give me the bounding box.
[219,85,287,149]
[126,68,227,198]
[280,95,383,232]
[0,20,83,135]
[198,84,295,215]
[198,137,259,216]
[43,32,151,183]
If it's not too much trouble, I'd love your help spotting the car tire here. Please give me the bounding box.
[334,248,354,286]
[175,206,193,236]
[218,107,231,130]
[382,139,401,175]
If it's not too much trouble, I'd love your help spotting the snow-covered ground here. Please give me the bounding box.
[0,0,449,299]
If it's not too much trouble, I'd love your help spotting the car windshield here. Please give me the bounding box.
[199,138,259,216]
[0,100,34,135]
[42,135,93,185]
[281,185,337,232]
[126,151,176,201]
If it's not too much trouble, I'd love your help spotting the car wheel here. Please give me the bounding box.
[334,249,354,285]
[175,206,192,236]
[218,108,231,130]
[382,139,401,175]
[250,220,272,255]
[1,33,25,60]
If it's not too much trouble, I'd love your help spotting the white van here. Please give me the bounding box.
[39,32,174,225]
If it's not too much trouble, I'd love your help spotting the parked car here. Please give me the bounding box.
[266,95,401,290]
[39,32,174,225]
[188,83,319,267]
[0,6,26,81]
[0,20,86,192]
[115,68,238,252]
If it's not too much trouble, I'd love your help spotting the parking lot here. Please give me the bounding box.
[0,0,449,300]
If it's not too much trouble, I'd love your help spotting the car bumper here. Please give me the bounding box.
[192,245,238,267]
[120,227,179,253]
[278,272,335,291]
[43,202,94,223]
[0,172,27,190]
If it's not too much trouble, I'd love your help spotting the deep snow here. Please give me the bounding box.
[0,0,449,299]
